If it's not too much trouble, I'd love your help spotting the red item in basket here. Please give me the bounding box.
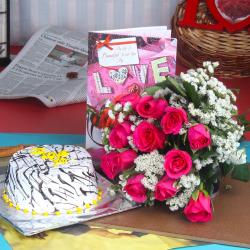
[217,0,250,22]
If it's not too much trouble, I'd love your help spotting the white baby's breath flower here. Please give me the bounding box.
[105,99,112,108]
[166,174,199,211]
[135,150,165,177]
[127,135,132,141]
[141,175,158,191]
[147,118,155,123]
[226,148,247,165]
[154,88,172,98]
[108,110,115,120]
[127,136,137,151]
[129,115,136,122]
[114,103,122,111]
[179,128,187,135]
[179,173,200,189]
[169,205,179,211]
[123,102,132,112]
[108,188,116,196]
[180,72,191,83]
[212,61,219,68]
[131,125,136,131]
[104,145,110,152]
[118,112,125,123]
[119,174,124,181]
[207,64,214,74]
[135,119,143,126]
[203,61,211,67]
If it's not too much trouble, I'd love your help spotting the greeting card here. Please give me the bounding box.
[87,26,177,148]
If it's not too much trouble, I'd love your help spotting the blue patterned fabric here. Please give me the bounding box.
[0,234,12,250]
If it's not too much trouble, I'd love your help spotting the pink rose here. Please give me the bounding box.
[114,93,140,109]
[133,121,165,152]
[124,174,147,203]
[154,176,177,201]
[136,96,168,119]
[188,124,211,150]
[164,149,192,179]
[100,150,136,180]
[109,122,131,149]
[184,192,212,223]
[161,107,188,135]
[120,149,137,170]
[100,152,121,180]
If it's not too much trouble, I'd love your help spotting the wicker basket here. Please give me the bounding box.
[172,1,250,78]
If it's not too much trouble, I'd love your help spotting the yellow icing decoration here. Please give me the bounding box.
[47,152,57,161]
[23,208,29,213]
[30,147,69,166]
[32,211,37,215]
[58,150,68,157]
[85,203,90,209]
[2,191,102,216]
[31,147,46,155]
[76,207,83,214]
[2,194,8,202]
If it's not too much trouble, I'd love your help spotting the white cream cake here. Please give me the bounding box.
[3,145,101,215]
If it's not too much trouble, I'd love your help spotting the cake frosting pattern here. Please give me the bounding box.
[3,145,101,215]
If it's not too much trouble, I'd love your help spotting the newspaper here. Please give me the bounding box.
[0,26,88,107]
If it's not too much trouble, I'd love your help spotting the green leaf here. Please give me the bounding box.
[199,150,215,160]
[183,81,201,108]
[221,163,234,176]
[202,189,209,197]
[102,135,109,145]
[164,77,187,97]
[122,168,137,178]
[231,164,250,182]
[156,80,168,88]
[183,133,187,144]
[244,126,250,132]
[111,184,122,192]
[143,86,162,95]
[191,190,199,201]
[205,182,214,195]
[199,181,209,196]
[206,167,220,179]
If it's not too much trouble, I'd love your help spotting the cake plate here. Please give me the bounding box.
[0,173,139,236]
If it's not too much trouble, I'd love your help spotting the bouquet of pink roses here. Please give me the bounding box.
[88,62,250,222]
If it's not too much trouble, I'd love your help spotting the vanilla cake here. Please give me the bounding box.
[3,145,101,215]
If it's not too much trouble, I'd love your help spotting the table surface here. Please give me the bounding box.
[88,178,250,248]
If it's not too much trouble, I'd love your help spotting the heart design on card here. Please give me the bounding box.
[109,67,128,84]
